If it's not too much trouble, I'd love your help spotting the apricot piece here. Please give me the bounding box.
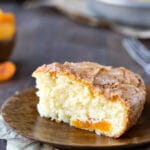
[0,10,15,40]
[92,121,112,132]
[0,10,15,24]
[2,13,15,24]
[72,120,91,129]
[72,119,112,133]
[0,61,16,82]
[0,24,15,40]
[0,10,4,22]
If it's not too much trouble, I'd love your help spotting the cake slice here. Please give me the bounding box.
[32,62,146,138]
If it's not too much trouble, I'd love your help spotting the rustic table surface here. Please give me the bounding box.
[0,2,150,150]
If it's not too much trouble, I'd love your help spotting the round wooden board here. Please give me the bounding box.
[1,85,150,149]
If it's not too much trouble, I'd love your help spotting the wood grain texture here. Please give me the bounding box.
[1,85,150,149]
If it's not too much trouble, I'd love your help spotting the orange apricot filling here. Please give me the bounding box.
[0,10,15,40]
[0,61,16,82]
[72,120,112,133]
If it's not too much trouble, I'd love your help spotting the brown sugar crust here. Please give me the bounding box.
[33,61,146,137]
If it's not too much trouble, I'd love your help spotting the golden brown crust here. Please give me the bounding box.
[32,61,146,137]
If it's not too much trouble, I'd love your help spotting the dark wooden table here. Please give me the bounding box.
[0,2,150,150]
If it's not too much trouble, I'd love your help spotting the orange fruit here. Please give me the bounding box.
[0,10,15,40]
[0,61,16,82]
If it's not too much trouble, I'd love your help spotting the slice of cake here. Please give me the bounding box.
[32,62,146,138]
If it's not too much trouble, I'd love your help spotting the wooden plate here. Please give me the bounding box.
[1,85,150,149]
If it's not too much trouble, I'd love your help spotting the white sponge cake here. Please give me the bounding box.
[32,62,146,138]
